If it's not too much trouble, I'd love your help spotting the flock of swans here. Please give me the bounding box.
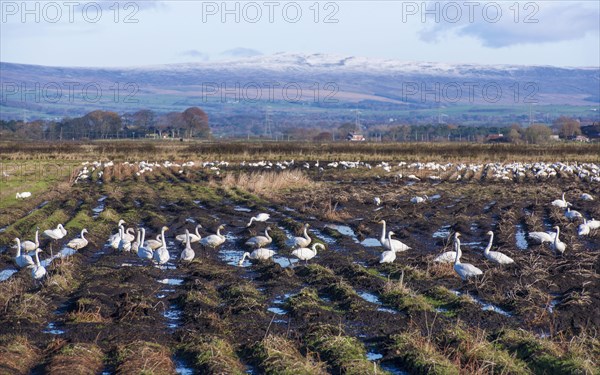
[9,187,596,283]
[71,159,600,184]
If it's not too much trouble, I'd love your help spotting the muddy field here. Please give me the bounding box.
[0,159,599,374]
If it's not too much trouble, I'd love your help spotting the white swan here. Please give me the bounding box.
[564,208,583,221]
[373,197,381,206]
[551,193,570,208]
[528,230,557,244]
[44,224,67,240]
[180,229,195,262]
[118,227,131,252]
[247,213,270,227]
[16,192,32,199]
[131,229,141,253]
[145,226,168,250]
[378,220,410,251]
[238,248,276,266]
[109,220,126,248]
[292,243,324,263]
[286,223,311,248]
[122,227,136,243]
[483,231,514,265]
[245,227,272,248]
[578,220,590,236]
[379,231,397,264]
[176,224,202,243]
[66,229,89,250]
[587,218,600,230]
[153,239,170,265]
[580,193,594,201]
[434,233,459,263]
[31,248,47,280]
[453,233,483,280]
[200,224,226,249]
[137,228,154,260]
[44,223,67,255]
[21,228,39,252]
[14,238,34,268]
[551,226,566,254]
[410,195,428,204]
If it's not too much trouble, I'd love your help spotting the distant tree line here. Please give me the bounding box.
[0,107,210,141]
[2,109,593,144]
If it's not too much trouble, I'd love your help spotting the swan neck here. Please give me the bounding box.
[454,238,462,263]
[81,229,86,239]
[380,221,386,241]
[265,228,271,240]
[16,239,21,256]
[140,228,146,245]
[34,251,41,266]
[484,233,493,254]
[303,226,309,239]
[35,230,39,246]
[195,225,201,238]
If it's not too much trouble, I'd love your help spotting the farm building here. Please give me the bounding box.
[347,133,366,141]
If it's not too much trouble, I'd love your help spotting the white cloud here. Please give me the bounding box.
[419,1,599,48]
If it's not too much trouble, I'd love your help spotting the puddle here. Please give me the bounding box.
[163,303,183,329]
[92,195,107,218]
[174,356,194,375]
[0,269,18,282]
[325,224,359,242]
[234,206,252,212]
[27,200,49,216]
[377,307,398,314]
[429,194,441,200]
[381,362,410,375]
[433,225,452,239]
[452,290,512,317]
[0,226,7,233]
[358,291,398,314]
[547,293,561,314]
[484,201,497,211]
[283,206,296,212]
[43,322,65,335]
[515,223,529,250]
[158,278,184,286]
[267,306,286,315]
[312,229,337,244]
[361,238,381,247]
[273,256,298,268]
[470,223,479,231]
[218,248,246,267]
[358,291,382,305]
[272,293,292,305]
[41,247,78,267]
[185,217,196,223]
[366,351,383,361]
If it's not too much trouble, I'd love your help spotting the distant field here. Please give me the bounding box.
[1,140,599,163]
[0,143,598,374]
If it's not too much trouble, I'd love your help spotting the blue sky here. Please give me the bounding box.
[1,0,599,67]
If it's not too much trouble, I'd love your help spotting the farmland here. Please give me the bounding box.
[0,141,599,375]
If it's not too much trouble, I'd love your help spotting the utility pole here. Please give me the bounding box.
[264,107,273,138]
